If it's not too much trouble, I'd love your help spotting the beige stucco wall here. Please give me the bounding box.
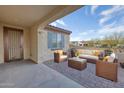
[23,28,30,59]
[37,28,70,63]
[30,26,38,62]
[0,23,30,63]
[0,24,4,63]
[0,23,70,64]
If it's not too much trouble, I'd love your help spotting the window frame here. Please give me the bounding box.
[47,31,65,50]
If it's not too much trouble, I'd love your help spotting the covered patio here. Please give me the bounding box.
[0,60,82,88]
[0,5,82,64]
[0,5,83,88]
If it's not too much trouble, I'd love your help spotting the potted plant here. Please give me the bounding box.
[70,48,80,57]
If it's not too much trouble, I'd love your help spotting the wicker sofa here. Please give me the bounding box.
[79,54,98,64]
[96,60,118,82]
[78,49,100,64]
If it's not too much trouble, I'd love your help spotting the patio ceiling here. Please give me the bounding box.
[0,5,83,28]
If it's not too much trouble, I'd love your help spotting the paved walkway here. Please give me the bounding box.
[0,60,83,88]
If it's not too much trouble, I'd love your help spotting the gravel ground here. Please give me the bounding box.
[44,61,124,88]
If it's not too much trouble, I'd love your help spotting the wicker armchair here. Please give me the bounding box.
[54,50,67,63]
[96,60,118,82]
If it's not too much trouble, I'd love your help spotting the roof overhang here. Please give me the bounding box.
[45,25,72,35]
[0,5,83,28]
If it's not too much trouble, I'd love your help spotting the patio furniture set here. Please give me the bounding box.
[54,49,119,82]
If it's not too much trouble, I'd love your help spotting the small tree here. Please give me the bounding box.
[103,32,124,48]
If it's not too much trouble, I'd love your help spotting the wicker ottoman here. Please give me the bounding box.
[68,57,87,71]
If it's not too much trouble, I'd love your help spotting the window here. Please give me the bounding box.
[48,31,64,49]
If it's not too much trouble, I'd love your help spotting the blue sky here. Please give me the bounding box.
[50,5,124,41]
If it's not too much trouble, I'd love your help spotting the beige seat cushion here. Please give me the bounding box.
[54,50,63,55]
[60,55,67,59]
[68,57,87,63]
[79,54,98,60]
[57,50,63,55]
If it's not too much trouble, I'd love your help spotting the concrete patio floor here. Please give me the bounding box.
[0,60,83,88]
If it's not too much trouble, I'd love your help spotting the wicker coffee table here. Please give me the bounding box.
[68,57,87,71]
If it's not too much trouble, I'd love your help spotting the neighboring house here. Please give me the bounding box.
[71,41,82,46]
[81,41,89,47]
[0,5,82,64]
[70,41,89,47]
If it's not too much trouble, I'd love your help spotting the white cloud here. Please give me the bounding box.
[99,35,104,39]
[97,24,124,36]
[99,16,111,26]
[50,22,57,26]
[83,38,91,41]
[91,5,99,15]
[99,5,124,26]
[100,6,124,17]
[75,24,124,41]
[71,23,124,41]
[70,36,91,41]
[84,7,88,16]
[56,19,66,26]
[103,21,116,28]
[70,36,81,41]
[50,19,67,27]
[79,30,96,36]
[71,29,97,41]
[117,16,124,25]
[88,29,96,33]
[100,6,121,16]
[79,32,88,35]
